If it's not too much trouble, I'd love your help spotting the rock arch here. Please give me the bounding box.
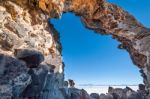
[0,0,150,98]
[63,0,150,90]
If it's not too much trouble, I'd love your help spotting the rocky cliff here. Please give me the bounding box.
[0,0,64,98]
[0,0,150,99]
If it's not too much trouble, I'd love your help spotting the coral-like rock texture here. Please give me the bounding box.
[0,0,150,98]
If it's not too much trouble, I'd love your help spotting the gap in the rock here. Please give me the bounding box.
[51,13,143,94]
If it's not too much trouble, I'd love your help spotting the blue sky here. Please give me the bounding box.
[51,0,150,85]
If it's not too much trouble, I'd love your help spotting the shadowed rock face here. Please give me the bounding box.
[0,0,150,98]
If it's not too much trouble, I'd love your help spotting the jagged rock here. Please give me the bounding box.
[105,94,114,99]
[15,49,45,68]
[15,49,44,59]
[0,84,12,99]
[64,81,69,88]
[59,88,90,99]
[22,65,49,98]
[39,72,65,99]
[123,87,135,99]
[108,86,137,99]
[90,93,100,99]
[59,88,70,99]
[69,88,82,99]
[69,88,91,99]
[99,94,106,99]
[1,0,150,98]
[68,79,75,88]
[127,92,145,99]
[138,84,146,91]
[107,86,149,99]
[0,1,63,98]
[0,54,31,98]
[13,50,47,98]
[145,95,150,99]
[136,84,148,99]
[99,93,113,99]
[108,87,126,98]
[80,89,91,99]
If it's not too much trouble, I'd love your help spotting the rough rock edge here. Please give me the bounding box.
[0,0,150,98]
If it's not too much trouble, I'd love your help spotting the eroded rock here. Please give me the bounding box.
[90,93,100,99]
[0,54,31,98]
[0,0,150,98]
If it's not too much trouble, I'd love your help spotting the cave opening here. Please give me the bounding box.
[51,13,143,93]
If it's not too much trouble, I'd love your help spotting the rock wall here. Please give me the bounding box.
[0,0,64,98]
[0,0,150,99]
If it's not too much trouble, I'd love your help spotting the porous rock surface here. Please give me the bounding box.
[0,0,63,98]
[0,0,150,99]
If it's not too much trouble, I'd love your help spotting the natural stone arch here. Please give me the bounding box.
[64,0,149,68]
[63,0,150,90]
[0,0,150,97]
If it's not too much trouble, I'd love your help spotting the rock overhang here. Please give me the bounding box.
[1,0,150,81]
[1,0,150,98]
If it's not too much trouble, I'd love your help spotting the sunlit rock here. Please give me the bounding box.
[0,0,150,98]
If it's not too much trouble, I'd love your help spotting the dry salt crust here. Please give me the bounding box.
[77,85,138,94]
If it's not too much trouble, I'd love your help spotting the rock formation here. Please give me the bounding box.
[0,0,150,99]
[0,0,63,98]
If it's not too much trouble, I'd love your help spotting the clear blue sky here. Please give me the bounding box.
[51,0,150,85]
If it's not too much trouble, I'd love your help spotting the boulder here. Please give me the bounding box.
[99,93,113,99]
[59,88,70,99]
[127,92,145,99]
[80,89,90,99]
[68,79,75,88]
[69,88,81,99]
[15,49,44,68]
[90,93,100,99]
